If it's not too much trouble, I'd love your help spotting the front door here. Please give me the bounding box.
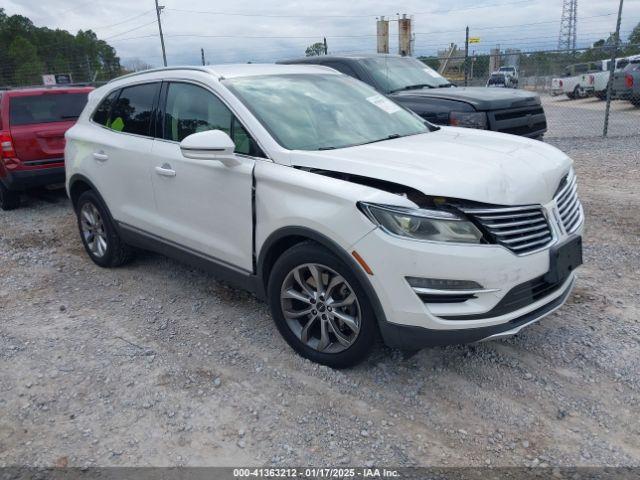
[149,82,259,272]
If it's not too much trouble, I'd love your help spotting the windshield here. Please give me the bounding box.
[360,57,451,93]
[225,74,429,151]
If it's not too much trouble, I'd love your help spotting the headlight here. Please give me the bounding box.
[449,111,488,129]
[359,203,483,244]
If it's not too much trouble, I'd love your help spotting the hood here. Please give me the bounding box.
[289,127,571,206]
[390,86,541,111]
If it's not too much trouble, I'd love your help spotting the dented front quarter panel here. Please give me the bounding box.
[253,161,415,255]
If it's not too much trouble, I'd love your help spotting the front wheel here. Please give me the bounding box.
[267,242,377,368]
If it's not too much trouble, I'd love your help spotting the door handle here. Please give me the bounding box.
[155,165,176,177]
[93,152,109,162]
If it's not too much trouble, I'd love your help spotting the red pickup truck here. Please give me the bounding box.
[0,86,92,210]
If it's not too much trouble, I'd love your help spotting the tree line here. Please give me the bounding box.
[0,8,122,87]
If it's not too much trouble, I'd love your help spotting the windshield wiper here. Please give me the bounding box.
[355,133,403,147]
[317,133,403,151]
[389,83,434,93]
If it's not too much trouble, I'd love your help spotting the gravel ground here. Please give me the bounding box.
[0,136,639,468]
[541,94,640,139]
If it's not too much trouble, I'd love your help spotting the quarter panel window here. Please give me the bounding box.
[110,83,159,136]
[92,90,119,126]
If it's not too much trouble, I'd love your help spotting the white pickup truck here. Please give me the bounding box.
[551,63,598,99]
[552,57,640,100]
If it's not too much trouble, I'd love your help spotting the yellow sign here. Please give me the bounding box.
[469,37,481,43]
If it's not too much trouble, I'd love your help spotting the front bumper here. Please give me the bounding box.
[378,274,575,349]
[351,200,583,349]
[0,166,65,191]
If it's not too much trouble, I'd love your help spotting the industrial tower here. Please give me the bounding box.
[557,0,578,52]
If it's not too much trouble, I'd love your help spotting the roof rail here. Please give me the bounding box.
[107,66,215,83]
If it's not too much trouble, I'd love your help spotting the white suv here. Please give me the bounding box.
[65,65,584,368]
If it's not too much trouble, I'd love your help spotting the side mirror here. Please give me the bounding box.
[179,130,235,161]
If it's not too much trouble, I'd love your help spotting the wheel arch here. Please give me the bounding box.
[256,226,389,327]
[68,174,103,211]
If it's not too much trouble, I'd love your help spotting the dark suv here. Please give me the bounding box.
[280,55,547,139]
[0,86,92,210]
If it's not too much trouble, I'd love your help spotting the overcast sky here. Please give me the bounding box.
[5,0,639,67]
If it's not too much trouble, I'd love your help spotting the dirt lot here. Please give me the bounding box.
[1,136,639,468]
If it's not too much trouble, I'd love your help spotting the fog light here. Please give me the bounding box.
[406,277,483,290]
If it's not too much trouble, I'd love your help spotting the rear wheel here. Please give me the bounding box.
[76,190,134,268]
[0,183,20,211]
[572,86,582,99]
[268,242,377,368]
[630,96,640,107]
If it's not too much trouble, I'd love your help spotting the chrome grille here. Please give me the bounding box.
[463,205,554,255]
[554,170,583,234]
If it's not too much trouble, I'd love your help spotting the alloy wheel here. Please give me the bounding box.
[280,263,361,353]
[80,202,108,258]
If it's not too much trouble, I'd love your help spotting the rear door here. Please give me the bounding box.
[9,90,89,168]
[84,83,160,231]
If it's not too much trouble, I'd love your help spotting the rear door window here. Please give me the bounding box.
[110,83,159,136]
[9,92,88,126]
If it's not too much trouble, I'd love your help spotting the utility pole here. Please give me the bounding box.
[323,37,328,55]
[155,0,167,67]
[201,48,206,66]
[464,26,470,86]
[603,0,624,137]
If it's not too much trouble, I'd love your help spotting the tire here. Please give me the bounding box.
[566,92,575,100]
[267,242,377,368]
[630,96,640,107]
[76,190,134,268]
[0,183,20,211]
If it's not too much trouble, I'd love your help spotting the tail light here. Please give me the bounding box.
[626,74,634,88]
[559,80,563,87]
[0,131,16,161]
[588,75,594,85]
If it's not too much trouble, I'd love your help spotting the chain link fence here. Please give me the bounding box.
[422,44,640,139]
[2,45,639,140]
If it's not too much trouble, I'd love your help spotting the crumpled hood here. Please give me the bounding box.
[390,86,541,111]
[289,127,572,206]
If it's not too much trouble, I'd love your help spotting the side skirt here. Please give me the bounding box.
[117,223,262,297]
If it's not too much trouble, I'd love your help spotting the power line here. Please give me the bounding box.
[164,0,538,19]
[106,12,617,43]
[91,10,155,31]
[103,19,159,40]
